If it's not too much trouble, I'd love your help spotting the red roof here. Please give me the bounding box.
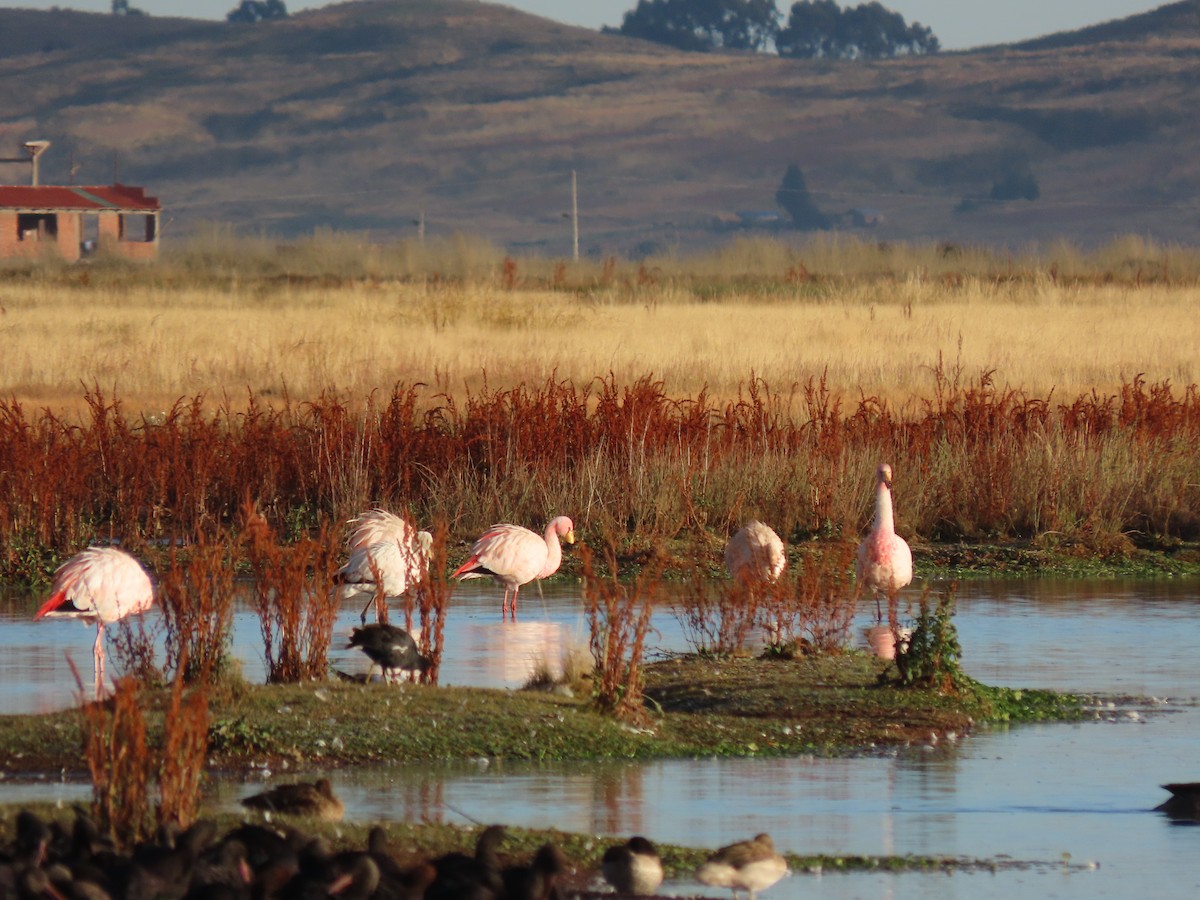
[0,184,159,211]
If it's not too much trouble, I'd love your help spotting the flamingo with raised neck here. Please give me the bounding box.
[451,516,575,618]
[856,462,913,626]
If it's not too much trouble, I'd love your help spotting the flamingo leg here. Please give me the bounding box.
[501,587,511,619]
[510,585,520,619]
[93,624,106,697]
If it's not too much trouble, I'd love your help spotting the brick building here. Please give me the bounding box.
[0,184,161,262]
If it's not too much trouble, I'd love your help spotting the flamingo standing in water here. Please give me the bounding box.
[724,521,786,587]
[451,516,575,619]
[34,546,155,695]
[856,462,913,626]
[334,509,433,624]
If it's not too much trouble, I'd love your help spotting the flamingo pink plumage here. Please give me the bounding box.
[336,509,433,623]
[724,521,786,587]
[451,516,575,619]
[33,546,155,695]
[856,462,913,625]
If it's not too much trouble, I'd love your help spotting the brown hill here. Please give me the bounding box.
[1,0,1198,254]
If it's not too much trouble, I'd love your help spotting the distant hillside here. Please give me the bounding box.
[1,0,1198,254]
[1015,0,1200,49]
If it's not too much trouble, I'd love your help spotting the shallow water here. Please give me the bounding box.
[3,577,1199,898]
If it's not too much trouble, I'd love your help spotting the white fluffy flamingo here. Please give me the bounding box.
[335,509,432,623]
[33,546,155,695]
[724,521,786,587]
[856,462,913,625]
[451,516,575,619]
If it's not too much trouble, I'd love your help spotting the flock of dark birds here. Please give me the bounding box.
[5,778,1197,900]
[0,787,801,900]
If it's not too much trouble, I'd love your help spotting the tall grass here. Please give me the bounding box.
[2,366,1200,582]
[157,532,238,682]
[3,233,1200,417]
[77,666,211,848]
[243,506,340,683]
[582,541,657,723]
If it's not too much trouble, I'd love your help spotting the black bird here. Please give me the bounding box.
[426,825,506,900]
[1155,782,1200,820]
[347,624,431,683]
[501,843,567,900]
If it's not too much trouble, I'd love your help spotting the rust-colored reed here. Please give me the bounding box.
[581,541,657,724]
[243,504,340,683]
[4,366,1200,582]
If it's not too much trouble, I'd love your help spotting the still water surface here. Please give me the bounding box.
[2,577,1198,898]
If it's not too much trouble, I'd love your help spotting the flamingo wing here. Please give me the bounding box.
[347,509,418,552]
[452,524,545,587]
[725,521,785,584]
[336,541,407,597]
[35,547,153,624]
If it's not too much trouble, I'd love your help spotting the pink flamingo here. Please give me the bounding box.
[856,462,913,626]
[451,516,575,619]
[335,509,432,623]
[33,546,155,695]
[724,521,786,587]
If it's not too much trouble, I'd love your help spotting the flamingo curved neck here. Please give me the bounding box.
[538,526,563,579]
[874,484,896,535]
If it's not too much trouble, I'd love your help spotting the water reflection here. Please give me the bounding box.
[3,577,1200,899]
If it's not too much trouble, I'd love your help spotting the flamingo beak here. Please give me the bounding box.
[565,529,576,545]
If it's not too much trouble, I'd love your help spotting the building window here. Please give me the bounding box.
[17,213,57,241]
[118,213,156,243]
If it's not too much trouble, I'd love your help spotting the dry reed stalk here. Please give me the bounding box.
[758,542,859,654]
[409,522,450,685]
[675,563,763,657]
[243,505,340,683]
[157,534,237,682]
[4,369,1200,583]
[581,542,657,724]
[110,605,165,687]
[156,652,212,831]
[76,669,152,849]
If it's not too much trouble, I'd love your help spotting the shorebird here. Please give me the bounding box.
[33,546,155,695]
[451,516,575,618]
[601,835,663,895]
[696,832,788,900]
[239,778,345,822]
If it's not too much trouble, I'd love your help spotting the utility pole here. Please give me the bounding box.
[571,169,579,262]
[417,206,425,244]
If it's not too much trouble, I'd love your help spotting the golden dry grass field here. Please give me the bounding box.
[2,270,1196,417]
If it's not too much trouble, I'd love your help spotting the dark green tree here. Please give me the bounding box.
[227,0,288,24]
[618,0,781,52]
[775,164,830,230]
[777,1,939,59]
[111,0,147,15]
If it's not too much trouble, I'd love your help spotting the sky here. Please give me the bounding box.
[0,0,1173,50]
